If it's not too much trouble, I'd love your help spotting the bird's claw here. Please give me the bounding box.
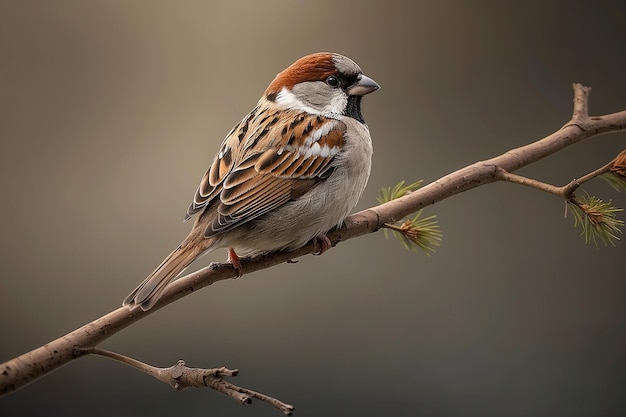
[312,234,332,255]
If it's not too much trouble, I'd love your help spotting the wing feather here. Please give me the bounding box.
[185,104,347,236]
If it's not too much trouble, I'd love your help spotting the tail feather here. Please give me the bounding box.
[123,236,215,311]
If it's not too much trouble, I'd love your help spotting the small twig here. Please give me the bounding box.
[81,347,295,415]
[382,221,412,234]
[495,169,572,198]
[496,157,616,201]
[576,160,614,186]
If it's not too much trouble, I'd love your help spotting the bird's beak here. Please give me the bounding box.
[347,74,380,96]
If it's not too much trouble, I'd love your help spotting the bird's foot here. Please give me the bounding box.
[312,233,332,255]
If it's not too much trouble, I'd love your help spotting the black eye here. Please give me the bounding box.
[326,75,339,88]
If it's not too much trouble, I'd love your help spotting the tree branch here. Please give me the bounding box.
[495,156,618,200]
[2,84,625,409]
[77,348,295,415]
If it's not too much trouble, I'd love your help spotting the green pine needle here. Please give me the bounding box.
[378,180,442,254]
[384,211,442,255]
[377,180,424,204]
[568,194,624,247]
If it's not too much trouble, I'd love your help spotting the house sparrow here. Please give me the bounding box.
[123,52,379,311]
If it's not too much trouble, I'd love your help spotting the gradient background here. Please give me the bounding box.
[1,1,625,416]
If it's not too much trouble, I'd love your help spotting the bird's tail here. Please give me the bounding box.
[123,234,216,311]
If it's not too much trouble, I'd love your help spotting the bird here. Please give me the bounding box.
[123,52,379,311]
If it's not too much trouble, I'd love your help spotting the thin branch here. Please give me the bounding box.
[79,348,295,415]
[1,83,625,405]
[576,160,614,185]
[495,158,615,201]
[496,169,573,198]
[495,145,625,246]
[383,222,413,234]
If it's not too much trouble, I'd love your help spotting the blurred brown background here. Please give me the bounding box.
[1,1,625,416]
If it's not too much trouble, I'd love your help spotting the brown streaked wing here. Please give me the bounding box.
[203,113,347,236]
[184,107,262,220]
[210,179,293,235]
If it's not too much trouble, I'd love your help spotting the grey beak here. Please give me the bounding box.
[347,74,380,96]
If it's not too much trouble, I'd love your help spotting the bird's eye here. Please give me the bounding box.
[326,75,339,88]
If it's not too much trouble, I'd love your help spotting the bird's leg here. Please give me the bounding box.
[227,247,243,277]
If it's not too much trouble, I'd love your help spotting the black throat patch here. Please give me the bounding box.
[345,95,365,124]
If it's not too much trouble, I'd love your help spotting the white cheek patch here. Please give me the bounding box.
[276,87,321,115]
[276,86,347,117]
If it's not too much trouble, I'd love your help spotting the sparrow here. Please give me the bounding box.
[123,52,379,311]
